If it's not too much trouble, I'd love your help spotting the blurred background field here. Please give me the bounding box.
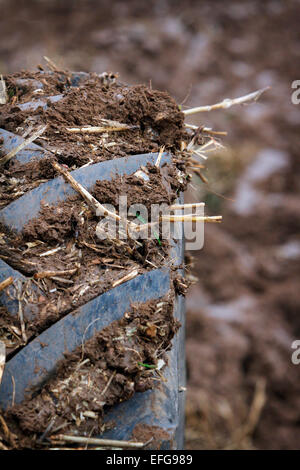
[1,0,299,449]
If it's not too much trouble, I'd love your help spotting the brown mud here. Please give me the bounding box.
[0,71,187,208]
[131,424,171,449]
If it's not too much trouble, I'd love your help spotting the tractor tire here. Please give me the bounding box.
[0,73,186,449]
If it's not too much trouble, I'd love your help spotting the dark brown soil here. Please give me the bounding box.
[0,70,187,208]
[131,424,171,449]
[1,296,179,449]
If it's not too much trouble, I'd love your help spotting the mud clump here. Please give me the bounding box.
[131,424,171,449]
[0,71,188,209]
[0,71,187,167]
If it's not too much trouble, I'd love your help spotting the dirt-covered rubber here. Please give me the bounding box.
[0,74,186,449]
